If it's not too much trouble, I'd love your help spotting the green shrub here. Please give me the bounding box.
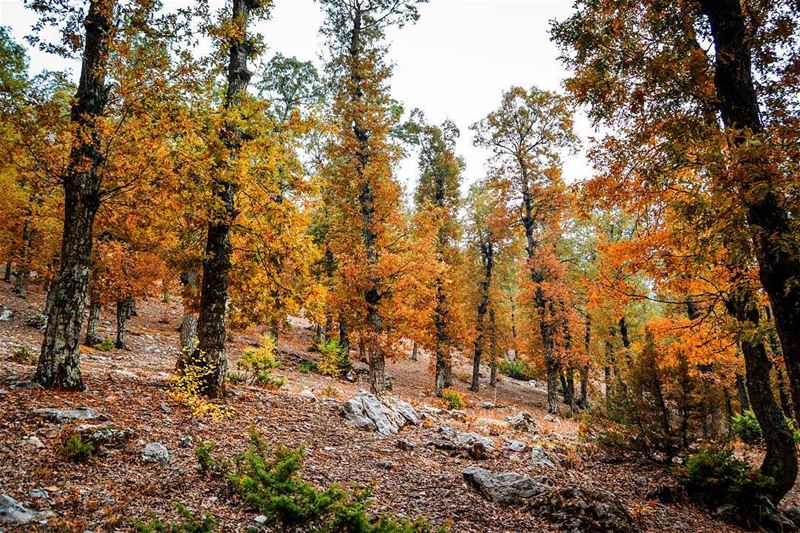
[62,435,94,462]
[731,409,800,444]
[317,339,350,378]
[195,439,217,476]
[12,346,34,363]
[238,335,284,389]
[440,388,464,410]
[227,371,246,384]
[298,360,317,374]
[228,431,445,532]
[499,359,533,380]
[94,338,115,352]
[135,502,218,533]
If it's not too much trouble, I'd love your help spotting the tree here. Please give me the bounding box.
[320,0,425,395]
[408,113,464,396]
[191,0,271,397]
[472,86,578,413]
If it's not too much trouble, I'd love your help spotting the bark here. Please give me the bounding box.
[701,0,800,434]
[735,373,750,413]
[12,218,32,297]
[192,0,257,397]
[84,295,102,346]
[115,297,132,349]
[410,341,418,362]
[434,280,449,396]
[35,0,115,390]
[726,285,797,502]
[471,241,494,392]
[579,313,590,408]
[618,316,632,366]
[489,308,498,387]
[176,314,197,371]
[3,261,11,282]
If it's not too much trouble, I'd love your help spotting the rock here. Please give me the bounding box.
[76,424,133,447]
[339,392,419,436]
[505,411,538,433]
[344,370,357,382]
[299,389,318,402]
[0,494,53,524]
[456,432,496,453]
[12,381,42,390]
[24,436,45,449]
[254,514,268,525]
[29,488,50,500]
[760,501,796,532]
[396,439,415,451]
[25,313,47,329]
[448,410,467,422]
[0,307,12,321]
[34,407,103,423]
[530,445,561,469]
[377,460,394,470]
[527,486,634,533]
[479,401,496,409]
[786,506,800,525]
[543,414,559,423]
[504,440,527,453]
[141,442,169,464]
[462,467,551,505]
[179,436,193,448]
[419,406,442,419]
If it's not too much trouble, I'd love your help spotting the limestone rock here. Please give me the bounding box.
[462,467,551,505]
[34,407,103,423]
[505,411,538,433]
[141,442,169,464]
[527,486,634,533]
[0,494,53,524]
[339,392,419,436]
[530,445,561,469]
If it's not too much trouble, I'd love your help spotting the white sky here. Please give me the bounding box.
[0,0,591,196]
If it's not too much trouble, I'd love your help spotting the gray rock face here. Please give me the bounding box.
[0,307,12,321]
[505,411,538,433]
[504,439,527,452]
[76,424,133,447]
[419,406,442,419]
[339,393,419,436]
[0,494,53,524]
[530,445,561,469]
[462,467,551,505]
[527,486,634,533]
[34,407,103,423]
[141,442,169,464]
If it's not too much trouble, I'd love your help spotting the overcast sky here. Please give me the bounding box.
[0,0,590,196]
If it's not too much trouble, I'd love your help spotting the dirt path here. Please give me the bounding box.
[0,284,748,531]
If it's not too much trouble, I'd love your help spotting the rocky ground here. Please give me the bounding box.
[0,283,764,531]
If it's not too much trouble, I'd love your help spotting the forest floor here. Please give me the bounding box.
[0,283,779,532]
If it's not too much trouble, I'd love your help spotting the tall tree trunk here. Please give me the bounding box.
[726,285,798,502]
[115,297,132,349]
[580,313,590,408]
[12,218,32,297]
[434,278,449,396]
[471,242,493,392]
[3,261,11,282]
[176,314,197,371]
[735,373,750,413]
[34,0,115,390]
[701,0,800,434]
[84,295,102,346]
[192,0,256,397]
[410,341,418,361]
[776,366,793,420]
[489,307,498,387]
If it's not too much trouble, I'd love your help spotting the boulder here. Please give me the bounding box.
[505,412,538,433]
[34,407,103,423]
[0,494,53,524]
[299,389,318,402]
[462,467,551,505]
[419,406,442,419]
[527,486,634,533]
[141,442,169,464]
[0,307,12,321]
[339,392,419,436]
[504,439,527,453]
[530,445,561,469]
[76,424,133,448]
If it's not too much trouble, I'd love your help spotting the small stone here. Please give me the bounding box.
[34,407,103,423]
[0,307,12,321]
[141,442,169,464]
[25,436,45,449]
[479,401,496,409]
[179,436,193,448]
[344,370,357,382]
[543,414,559,423]
[505,412,538,433]
[462,467,551,505]
[504,440,527,453]
[300,389,318,402]
[377,460,394,470]
[29,489,49,500]
[396,439,415,451]
[254,514,268,525]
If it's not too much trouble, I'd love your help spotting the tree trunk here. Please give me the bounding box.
[726,285,798,502]
[777,366,793,420]
[489,307,498,387]
[192,0,256,397]
[84,295,102,346]
[410,341,418,361]
[115,297,132,349]
[434,278,449,397]
[702,0,800,435]
[471,242,494,392]
[579,364,589,408]
[3,261,11,282]
[176,314,197,371]
[34,0,115,391]
[735,373,750,413]
[12,218,32,297]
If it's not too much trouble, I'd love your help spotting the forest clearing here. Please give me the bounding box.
[0,0,799,531]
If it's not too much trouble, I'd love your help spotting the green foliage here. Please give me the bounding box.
[298,360,317,374]
[12,346,34,363]
[135,502,218,533]
[227,371,246,384]
[679,445,775,527]
[238,335,284,388]
[731,410,800,445]
[94,338,116,352]
[62,434,94,462]
[317,339,350,378]
[195,439,217,476]
[731,410,762,444]
[440,388,464,410]
[229,431,445,532]
[498,359,533,381]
